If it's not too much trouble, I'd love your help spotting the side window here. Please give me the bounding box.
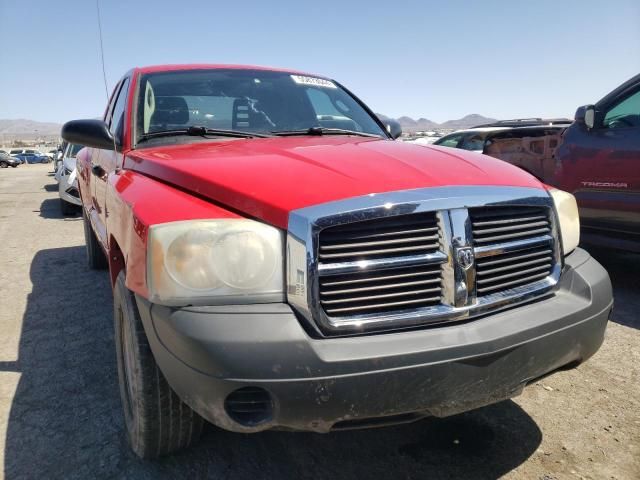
[603,89,640,129]
[109,78,130,142]
[437,134,463,148]
[104,80,122,124]
[459,133,485,151]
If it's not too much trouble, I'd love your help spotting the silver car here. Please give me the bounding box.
[55,143,84,215]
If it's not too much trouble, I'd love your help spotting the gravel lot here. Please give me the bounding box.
[0,164,638,479]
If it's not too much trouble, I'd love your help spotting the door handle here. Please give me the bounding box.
[92,164,106,178]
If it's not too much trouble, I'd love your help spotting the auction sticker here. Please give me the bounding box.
[291,75,337,89]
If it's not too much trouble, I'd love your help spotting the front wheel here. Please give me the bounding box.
[82,210,108,269]
[60,198,76,216]
[0,161,7,168]
[113,272,204,458]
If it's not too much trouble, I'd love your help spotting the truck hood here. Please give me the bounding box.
[125,137,543,229]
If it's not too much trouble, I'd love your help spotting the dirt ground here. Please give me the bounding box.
[0,163,638,479]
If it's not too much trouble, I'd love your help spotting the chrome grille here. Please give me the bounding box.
[286,186,562,336]
[318,213,440,262]
[470,206,551,244]
[470,206,555,295]
[318,213,443,317]
[319,265,442,315]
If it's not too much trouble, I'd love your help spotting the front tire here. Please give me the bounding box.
[82,210,108,269]
[0,161,7,168]
[60,198,75,216]
[113,272,204,458]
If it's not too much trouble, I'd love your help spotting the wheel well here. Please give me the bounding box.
[108,237,126,286]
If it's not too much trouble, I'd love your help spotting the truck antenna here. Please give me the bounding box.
[95,0,119,156]
[95,0,110,101]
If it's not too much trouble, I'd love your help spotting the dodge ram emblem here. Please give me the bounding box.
[457,247,474,270]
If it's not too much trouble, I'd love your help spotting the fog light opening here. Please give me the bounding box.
[224,387,274,427]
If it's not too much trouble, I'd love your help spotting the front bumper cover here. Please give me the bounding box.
[58,173,81,206]
[136,248,612,433]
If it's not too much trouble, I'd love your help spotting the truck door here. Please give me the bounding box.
[558,85,640,247]
[90,77,129,247]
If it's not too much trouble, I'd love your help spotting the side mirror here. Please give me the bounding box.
[383,119,402,139]
[61,119,117,150]
[574,105,596,129]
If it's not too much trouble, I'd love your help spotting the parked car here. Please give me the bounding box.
[13,152,49,164]
[53,143,67,173]
[54,143,84,214]
[9,148,43,156]
[0,152,20,168]
[62,64,612,458]
[433,119,572,180]
[555,73,640,252]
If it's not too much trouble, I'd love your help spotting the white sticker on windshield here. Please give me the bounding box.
[290,75,337,89]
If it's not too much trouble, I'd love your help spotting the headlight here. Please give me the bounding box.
[147,219,284,306]
[549,188,580,255]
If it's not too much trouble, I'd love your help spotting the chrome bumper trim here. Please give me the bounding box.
[317,251,448,276]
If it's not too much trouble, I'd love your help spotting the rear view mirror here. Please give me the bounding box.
[383,119,402,139]
[574,105,596,129]
[61,119,117,150]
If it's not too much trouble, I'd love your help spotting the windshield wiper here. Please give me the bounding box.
[138,126,271,143]
[271,127,381,138]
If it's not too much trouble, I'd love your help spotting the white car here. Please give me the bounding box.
[54,143,84,214]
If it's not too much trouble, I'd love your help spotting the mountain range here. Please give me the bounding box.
[0,119,63,135]
[0,113,499,140]
[377,113,497,132]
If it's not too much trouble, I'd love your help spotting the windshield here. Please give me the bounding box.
[135,69,386,143]
[65,144,84,158]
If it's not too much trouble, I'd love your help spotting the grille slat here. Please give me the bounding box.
[472,214,547,227]
[322,287,441,305]
[321,278,441,296]
[477,255,552,276]
[472,220,549,235]
[319,243,440,260]
[470,205,555,298]
[321,226,438,242]
[478,249,550,266]
[320,234,440,251]
[476,272,550,294]
[325,296,442,315]
[321,269,439,287]
[473,227,551,244]
[318,212,443,317]
[477,264,551,284]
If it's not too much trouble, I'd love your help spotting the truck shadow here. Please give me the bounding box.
[37,198,81,219]
[4,246,542,479]
[587,247,640,330]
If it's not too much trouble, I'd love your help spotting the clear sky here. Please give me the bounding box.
[1,0,639,124]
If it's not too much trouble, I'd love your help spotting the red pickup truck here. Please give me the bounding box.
[62,64,612,458]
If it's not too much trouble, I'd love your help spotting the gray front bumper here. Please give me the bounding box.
[136,248,612,433]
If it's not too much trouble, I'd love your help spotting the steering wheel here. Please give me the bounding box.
[607,116,634,129]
